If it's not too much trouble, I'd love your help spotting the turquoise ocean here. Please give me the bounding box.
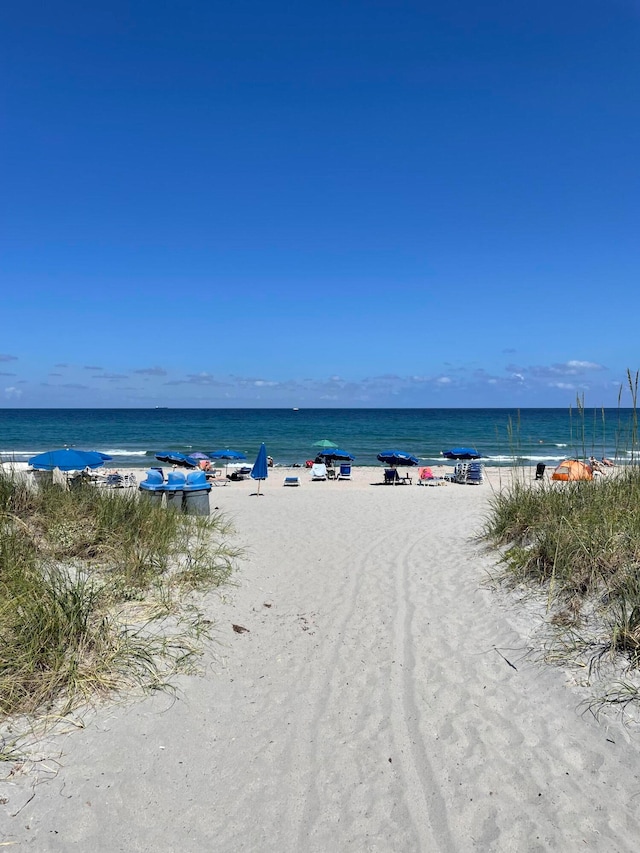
[0,408,637,469]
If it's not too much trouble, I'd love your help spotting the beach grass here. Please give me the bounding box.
[0,470,240,721]
[484,465,640,680]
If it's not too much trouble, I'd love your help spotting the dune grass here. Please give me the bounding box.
[484,466,640,683]
[480,374,640,713]
[0,471,240,721]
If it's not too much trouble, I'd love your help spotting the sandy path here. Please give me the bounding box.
[2,468,640,851]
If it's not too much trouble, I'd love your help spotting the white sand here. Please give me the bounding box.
[2,465,640,851]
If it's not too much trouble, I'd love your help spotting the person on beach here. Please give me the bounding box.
[589,456,605,474]
[601,456,614,467]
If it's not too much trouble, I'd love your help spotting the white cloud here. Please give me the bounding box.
[4,386,22,399]
[566,360,604,371]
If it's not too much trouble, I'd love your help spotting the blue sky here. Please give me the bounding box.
[1,1,638,408]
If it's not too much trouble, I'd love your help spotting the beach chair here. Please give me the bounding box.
[337,463,352,480]
[417,466,437,485]
[535,462,546,480]
[105,473,125,488]
[465,462,484,484]
[283,475,301,486]
[384,468,399,485]
[311,463,327,481]
[205,468,227,485]
[455,461,484,484]
[453,463,468,484]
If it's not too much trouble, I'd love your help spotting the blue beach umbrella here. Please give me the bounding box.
[376,450,419,467]
[155,451,198,468]
[29,448,107,472]
[209,448,248,475]
[250,443,268,496]
[442,447,483,460]
[208,449,247,461]
[316,448,355,461]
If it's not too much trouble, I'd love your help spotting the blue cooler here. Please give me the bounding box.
[138,469,165,507]
[183,470,212,516]
[164,470,186,511]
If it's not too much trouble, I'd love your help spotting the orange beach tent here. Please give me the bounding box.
[551,460,593,481]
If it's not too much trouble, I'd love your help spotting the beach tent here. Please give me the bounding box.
[551,460,593,482]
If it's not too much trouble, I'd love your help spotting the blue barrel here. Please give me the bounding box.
[138,469,165,506]
[183,470,212,516]
[164,470,186,511]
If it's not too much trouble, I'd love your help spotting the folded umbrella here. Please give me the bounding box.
[250,443,268,496]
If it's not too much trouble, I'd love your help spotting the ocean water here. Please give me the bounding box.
[0,408,637,469]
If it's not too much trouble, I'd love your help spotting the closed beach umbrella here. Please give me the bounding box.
[29,448,107,471]
[250,443,268,496]
[376,450,419,467]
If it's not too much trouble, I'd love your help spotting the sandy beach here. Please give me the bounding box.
[2,464,640,851]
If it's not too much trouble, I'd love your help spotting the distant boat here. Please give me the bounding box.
[292,407,299,411]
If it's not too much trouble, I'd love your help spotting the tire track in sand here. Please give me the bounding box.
[386,530,458,852]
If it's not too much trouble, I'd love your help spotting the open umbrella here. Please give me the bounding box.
[312,439,339,449]
[29,449,107,472]
[377,450,419,467]
[209,449,248,475]
[316,448,355,461]
[155,451,198,468]
[208,449,247,461]
[442,447,482,460]
[250,443,268,496]
[187,451,210,460]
